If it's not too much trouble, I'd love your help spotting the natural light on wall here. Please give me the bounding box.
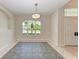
[22,20,41,35]
[64,8,78,16]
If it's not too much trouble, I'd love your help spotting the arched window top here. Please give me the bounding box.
[22,20,41,35]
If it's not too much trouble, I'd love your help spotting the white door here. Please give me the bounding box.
[64,18,78,45]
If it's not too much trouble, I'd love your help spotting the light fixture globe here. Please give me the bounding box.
[32,14,40,19]
[32,3,40,19]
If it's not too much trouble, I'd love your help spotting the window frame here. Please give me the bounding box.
[64,8,78,17]
[22,20,41,35]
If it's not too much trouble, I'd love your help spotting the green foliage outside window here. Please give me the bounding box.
[22,20,41,35]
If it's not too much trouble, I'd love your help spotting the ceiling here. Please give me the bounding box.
[0,0,70,15]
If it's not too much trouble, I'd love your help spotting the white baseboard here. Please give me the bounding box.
[48,42,77,59]
[0,41,18,58]
[17,39,48,42]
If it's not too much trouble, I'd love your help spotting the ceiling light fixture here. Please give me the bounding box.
[32,3,40,19]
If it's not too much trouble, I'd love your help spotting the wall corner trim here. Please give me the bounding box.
[0,41,18,58]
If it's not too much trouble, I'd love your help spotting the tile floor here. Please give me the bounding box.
[1,42,64,59]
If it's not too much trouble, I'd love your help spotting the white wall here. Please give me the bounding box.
[49,10,59,46]
[15,15,51,42]
[0,5,16,58]
[49,7,64,46]
[58,8,64,46]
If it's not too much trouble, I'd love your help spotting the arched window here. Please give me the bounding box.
[22,20,41,35]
